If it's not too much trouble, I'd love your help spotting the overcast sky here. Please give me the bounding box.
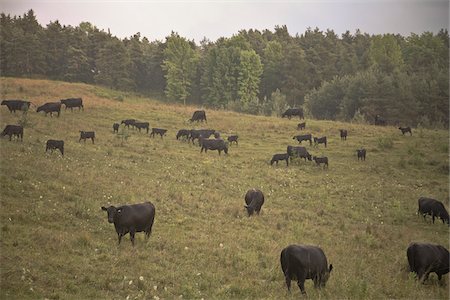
[2,0,449,42]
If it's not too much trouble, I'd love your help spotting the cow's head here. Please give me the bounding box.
[306,153,312,161]
[244,205,254,216]
[320,264,333,287]
[101,206,121,223]
[36,106,43,112]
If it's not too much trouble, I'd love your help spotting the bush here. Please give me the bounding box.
[377,137,393,149]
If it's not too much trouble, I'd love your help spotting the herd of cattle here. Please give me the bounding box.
[1,99,449,295]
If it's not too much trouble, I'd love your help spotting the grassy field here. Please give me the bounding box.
[0,77,449,299]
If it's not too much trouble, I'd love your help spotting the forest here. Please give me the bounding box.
[1,9,448,127]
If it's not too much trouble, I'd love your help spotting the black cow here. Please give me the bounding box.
[150,128,167,138]
[60,98,83,111]
[417,197,449,224]
[1,100,32,113]
[297,122,306,130]
[101,201,156,246]
[314,136,327,147]
[293,134,312,145]
[176,129,190,140]
[200,138,228,155]
[399,127,412,136]
[190,129,215,144]
[134,122,150,133]
[213,131,221,139]
[189,110,207,123]
[407,242,449,283]
[287,145,311,161]
[339,129,347,140]
[79,131,95,144]
[280,244,333,295]
[227,135,239,146]
[113,123,119,133]
[271,153,289,166]
[313,156,328,168]
[46,140,64,156]
[282,108,304,119]
[121,119,136,128]
[356,149,366,161]
[1,125,23,141]
[375,114,386,126]
[37,102,61,117]
[244,189,265,216]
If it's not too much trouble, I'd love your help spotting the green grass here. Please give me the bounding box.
[0,77,449,299]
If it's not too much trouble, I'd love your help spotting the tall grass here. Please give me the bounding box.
[0,77,449,299]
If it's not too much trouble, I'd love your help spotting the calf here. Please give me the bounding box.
[297,122,306,130]
[407,242,449,283]
[189,110,207,123]
[113,123,119,133]
[134,122,150,133]
[399,127,412,136]
[227,135,239,146]
[314,136,327,147]
[313,156,328,168]
[101,201,156,246]
[271,153,289,166]
[37,102,61,117]
[60,98,83,111]
[200,138,228,155]
[293,134,312,146]
[121,119,136,128]
[287,145,311,161]
[176,129,190,140]
[280,244,333,295]
[244,189,265,216]
[356,149,366,161]
[46,140,64,156]
[339,129,347,140]
[190,129,215,144]
[150,128,167,138]
[1,125,23,141]
[1,100,32,113]
[79,131,95,144]
[418,197,449,224]
[282,108,304,119]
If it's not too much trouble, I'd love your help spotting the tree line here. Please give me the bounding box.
[1,10,448,127]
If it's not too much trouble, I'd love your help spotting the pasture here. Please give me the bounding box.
[0,77,448,299]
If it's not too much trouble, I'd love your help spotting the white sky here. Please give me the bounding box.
[1,0,449,42]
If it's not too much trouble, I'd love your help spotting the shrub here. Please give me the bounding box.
[377,137,393,149]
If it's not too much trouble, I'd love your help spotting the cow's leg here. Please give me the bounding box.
[92,138,95,144]
[130,228,136,246]
[285,276,291,292]
[9,134,12,141]
[117,233,123,245]
[432,213,435,224]
[79,137,82,142]
[297,278,306,294]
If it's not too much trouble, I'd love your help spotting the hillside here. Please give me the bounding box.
[0,77,449,299]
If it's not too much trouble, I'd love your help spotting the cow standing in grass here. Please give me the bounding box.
[113,123,119,133]
[407,242,449,283]
[189,110,207,123]
[200,138,228,155]
[1,125,23,141]
[60,98,83,111]
[79,131,95,144]
[356,149,366,161]
[418,197,449,224]
[297,122,306,130]
[293,134,312,146]
[282,108,304,119]
[227,135,238,146]
[271,153,289,166]
[150,128,167,138]
[244,189,265,216]
[313,156,328,168]
[339,129,347,140]
[46,140,64,156]
[121,119,136,128]
[134,122,150,133]
[37,102,61,117]
[399,127,412,136]
[1,100,32,113]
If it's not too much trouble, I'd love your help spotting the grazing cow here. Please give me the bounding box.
[271,153,289,166]
[407,242,449,283]
[399,127,412,136]
[46,140,64,156]
[101,201,156,246]
[282,108,304,119]
[1,100,32,113]
[1,125,23,141]
[287,146,312,161]
[375,114,386,126]
[150,128,167,138]
[113,123,119,133]
[60,98,83,111]
[214,131,221,139]
[200,138,228,155]
[417,197,449,224]
[189,110,207,123]
[356,149,366,161]
[134,122,150,133]
[297,122,306,130]
[227,135,239,146]
[121,119,136,128]
[280,244,333,295]
[79,131,95,144]
[314,136,327,147]
[339,129,347,140]
[176,129,190,140]
[190,129,215,144]
[293,134,312,145]
[313,156,328,168]
[244,189,265,216]
[37,102,61,117]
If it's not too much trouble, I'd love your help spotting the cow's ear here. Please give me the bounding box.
[101,206,107,211]
[329,264,333,272]
[117,208,122,214]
